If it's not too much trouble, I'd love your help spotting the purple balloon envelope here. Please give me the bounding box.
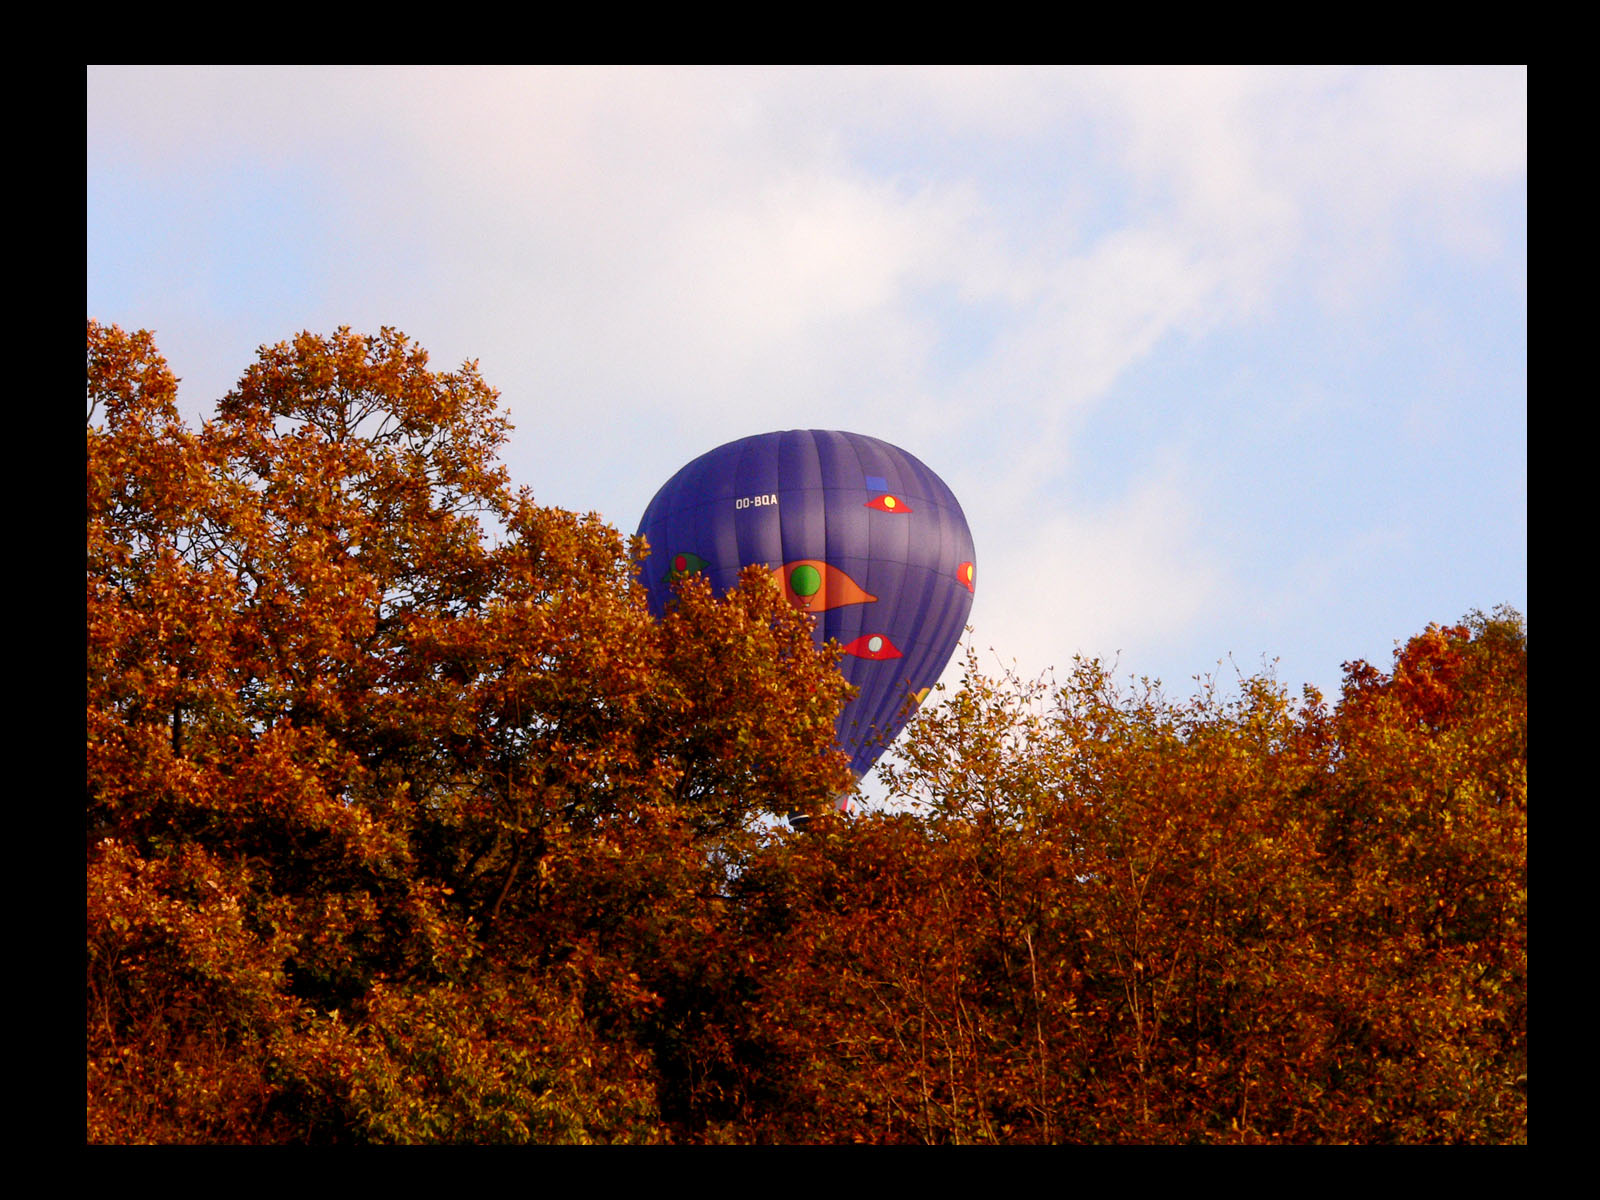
[637,430,976,783]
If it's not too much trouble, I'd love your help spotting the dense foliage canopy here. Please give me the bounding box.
[87,322,1526,1143]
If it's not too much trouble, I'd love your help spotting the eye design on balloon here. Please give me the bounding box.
[773,560,877,612]
[956,561,976,593]
[841,633,902,660]
[864,493,913,513]
[667,551,708,582]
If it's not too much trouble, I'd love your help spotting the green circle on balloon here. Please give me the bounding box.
[790,564,822,596]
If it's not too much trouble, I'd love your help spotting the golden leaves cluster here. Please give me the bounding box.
[87,321,850,1143]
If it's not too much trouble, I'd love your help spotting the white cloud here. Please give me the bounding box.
[89,65,1522,436]
[89,66,1525,703]
[969,467,1225,685]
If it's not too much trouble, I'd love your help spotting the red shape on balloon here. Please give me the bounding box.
[865,493,913,513]
[841,633,903,660]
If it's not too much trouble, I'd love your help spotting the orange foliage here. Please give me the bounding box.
[87,321,848,1143]
[731,619,1525,1144]
[88,320,1524,1143]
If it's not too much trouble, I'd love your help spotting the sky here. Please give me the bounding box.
[87,65,1526,797]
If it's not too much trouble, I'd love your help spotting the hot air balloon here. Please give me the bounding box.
[636,430,976,814]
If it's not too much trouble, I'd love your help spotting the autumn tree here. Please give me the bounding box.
[87,321,850,1143]
[87,320,1524,1144]
[723,614,1525,1144]
[1310,610,1527,1141]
